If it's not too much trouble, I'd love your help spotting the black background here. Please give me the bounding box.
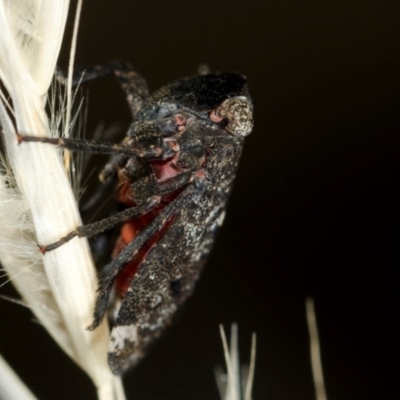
[1,1,399,399]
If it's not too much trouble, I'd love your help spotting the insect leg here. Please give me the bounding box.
[17,134,162,158]
[89,184,202,330]
[57,60,149,117]
[39,196,160,253]
[158,171,199,194]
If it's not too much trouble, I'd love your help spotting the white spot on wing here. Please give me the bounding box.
[109,324,138,352]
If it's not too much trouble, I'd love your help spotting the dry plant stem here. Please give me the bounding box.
[218,324,256,400]
[220,325,239,400]
[229,324,241,400]
[244,333,256,400]
[0,355,37,400]
[0,2,125,399]
[306,298,328,400]
[63,0,83,172]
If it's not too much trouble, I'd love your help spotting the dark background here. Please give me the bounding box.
[1,1,399,399]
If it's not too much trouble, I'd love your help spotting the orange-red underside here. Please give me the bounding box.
[113,158,181,297]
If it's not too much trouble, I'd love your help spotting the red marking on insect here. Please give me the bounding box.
[175,113,187,131]
[209,109,224,123]
[114,156,183,296]
[194,169,207,180]
[38,245,47,255]
[150,155,181,182]
[116,180,135,206]
[16,133,24,145]
[114,214,175,296]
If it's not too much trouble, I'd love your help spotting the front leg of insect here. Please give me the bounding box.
[18,65,253,374]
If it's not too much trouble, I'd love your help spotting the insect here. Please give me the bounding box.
[18,60,253,374]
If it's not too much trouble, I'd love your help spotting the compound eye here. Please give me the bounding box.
[209,96,253,137]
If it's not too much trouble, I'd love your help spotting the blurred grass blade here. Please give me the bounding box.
[0,354,37,400]
[217,324,256,400]
[306,298,328,400]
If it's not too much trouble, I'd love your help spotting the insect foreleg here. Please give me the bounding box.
[158,171,199,194]
[130,170,199,206]
[17,134,162,158]
[57,60,149,117]
[39,196,160,253]
[89,184,203,330]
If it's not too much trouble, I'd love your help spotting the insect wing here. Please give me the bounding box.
[107,202,207,374]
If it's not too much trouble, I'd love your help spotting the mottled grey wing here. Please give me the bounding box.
[106,204,217,375]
